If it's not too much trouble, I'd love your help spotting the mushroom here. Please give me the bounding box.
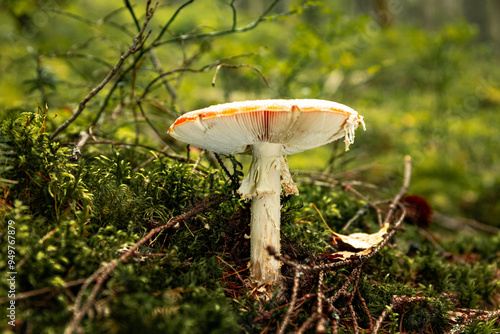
[168,99,365,286]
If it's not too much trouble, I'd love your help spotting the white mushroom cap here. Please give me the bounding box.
[168,99,365,155]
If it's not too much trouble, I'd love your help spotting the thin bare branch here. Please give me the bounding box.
[211,63,270,87]
[216,256,253,289]
[277,267,302,334]
[136,96,165,142]
[124,0,140,31]
[316,270,327,334]
[296,313,319,334]
[153,0,195,45]
[90,3,280,127]
[47,7,136,38]
[384,155,412,224]
[155,0,281,46]
[50,0,156,140]
[266,156,413,332]
[62,139,197,166]
[64,195,224,334]
[433,211,500,234]
[296,170,384,227]
[138,52,264,104]
[229,0,237,31]
[0,279,87,304]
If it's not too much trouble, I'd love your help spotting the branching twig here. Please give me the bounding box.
[277,267,302,334]
[68,260,115,334]
[297,313,320,334]
[347,296,360,334]
[63,139,197,166]
[267,156,413,333]
[49,0,156,140]
[152,0,195,46]
[448,308,500,334]
[90,2,280,130]
[124,0,140,31]
[190,149,206,173]
[384,155,412,224]
[297,170,384,227]
[64,195,224,334]
[316,270,327,334]
[372,295,436,334]
[268,202,406,273]
[372,305,391,334]
[137,51,269,105]
[433,211,500,234]
[155,0,281,46]
[0,279,87,304]
[47,7,136,36]
[211,63,270,87]
[135,97,166,142]
[357,284,374,332]
[229,0,237,31]
[216,256,252,289]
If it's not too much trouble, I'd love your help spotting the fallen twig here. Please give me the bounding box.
[64,195,224,334]
[0,279,87,304]
[267,156,413,333]
[433,211,500,234]
[217,256,253,289]
[277,267,302,334]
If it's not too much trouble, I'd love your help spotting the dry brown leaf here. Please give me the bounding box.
[323,223,391,261]
[331,223,390,251]
[330,223,389,259]
[312,204,391,261]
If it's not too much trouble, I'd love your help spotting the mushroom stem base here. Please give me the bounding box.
[244,142,282,285]
[250,190,281,285]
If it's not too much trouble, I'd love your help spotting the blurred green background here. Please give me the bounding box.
[1,0,499,226]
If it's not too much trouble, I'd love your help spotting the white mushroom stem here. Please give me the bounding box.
[238,142,284,285]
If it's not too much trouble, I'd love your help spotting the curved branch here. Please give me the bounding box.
[154,0,281,47]
[49,0,156,140]
[64,195,225,334]
[153,0,195,44]
[88,2,282,127]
